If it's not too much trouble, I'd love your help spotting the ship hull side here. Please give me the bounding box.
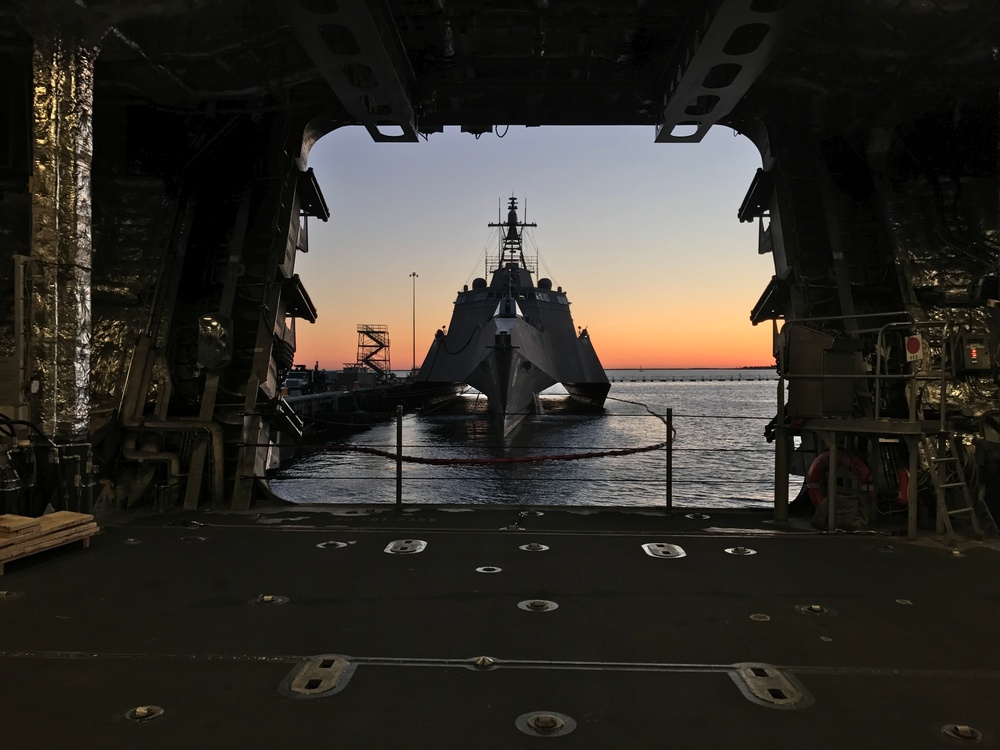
[565,380,612,407]
[518,294,610,407]
[465,320,558,435]
[416,308,609,429]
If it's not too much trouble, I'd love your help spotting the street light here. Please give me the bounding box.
[410,272,419,371]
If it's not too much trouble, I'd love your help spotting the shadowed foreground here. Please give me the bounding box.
[2,505,998,749]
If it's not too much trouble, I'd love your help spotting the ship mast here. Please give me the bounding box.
[487,196,537,274]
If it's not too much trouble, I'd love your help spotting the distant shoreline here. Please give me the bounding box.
[606,366,776,371]
[318,365,779,376]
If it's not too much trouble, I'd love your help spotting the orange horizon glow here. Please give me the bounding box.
[288,125,776,375]
[292,317,776,372]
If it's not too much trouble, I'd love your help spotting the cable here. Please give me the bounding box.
[0,414,58,447]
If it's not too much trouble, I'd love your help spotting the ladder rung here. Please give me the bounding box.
[939,482,966,489]
[947,508,973,516]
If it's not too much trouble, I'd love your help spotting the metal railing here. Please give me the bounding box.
[773,312,979,536]
[777,313,958,427]
[263,402,793,511]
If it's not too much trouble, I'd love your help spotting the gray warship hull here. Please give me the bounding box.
[415,199,609,434]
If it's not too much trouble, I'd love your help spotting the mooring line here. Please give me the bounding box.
[328,440,669,465]
[321,395,676,466]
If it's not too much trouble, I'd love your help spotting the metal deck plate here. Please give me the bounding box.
[2,507,999,749]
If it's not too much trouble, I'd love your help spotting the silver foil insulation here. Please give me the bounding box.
[886,178,1000,420]
[28,29,97,443]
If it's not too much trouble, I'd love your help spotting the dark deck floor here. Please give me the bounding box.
[2,504,998,748]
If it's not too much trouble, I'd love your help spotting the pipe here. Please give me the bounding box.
[122,419,225,505]
[121,381,225,506]
[122,433,181,482]
[157,420,225,504]
[29,27,98,442]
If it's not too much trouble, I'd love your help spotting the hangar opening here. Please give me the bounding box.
[0,1,998,536]
[268,123,773,507]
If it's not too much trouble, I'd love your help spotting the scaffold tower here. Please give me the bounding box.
[354,324,391,377]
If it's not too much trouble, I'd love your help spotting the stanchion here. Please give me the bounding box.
[396,405,403,509]
[666,407,673,512]
[774,375,788,524]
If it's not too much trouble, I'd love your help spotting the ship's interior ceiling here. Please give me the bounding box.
[3,0,1000,517]
[8,1,1000,135]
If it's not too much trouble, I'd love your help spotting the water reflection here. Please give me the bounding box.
[271,374,777,509]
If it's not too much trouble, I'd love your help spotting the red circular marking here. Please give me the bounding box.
[905,336,921,354]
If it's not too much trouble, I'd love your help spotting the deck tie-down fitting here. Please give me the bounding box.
[516,711,577,737]
[280,655,356,698]
[731,663,813,709]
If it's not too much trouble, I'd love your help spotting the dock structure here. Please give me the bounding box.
[354,324,392,379]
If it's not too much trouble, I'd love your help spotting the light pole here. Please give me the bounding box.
[410,272,419,371]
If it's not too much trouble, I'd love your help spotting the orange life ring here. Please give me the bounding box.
[805,450,875,506]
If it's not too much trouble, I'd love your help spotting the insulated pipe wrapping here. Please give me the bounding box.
[29,29,98,442]
[885,178,1000,418]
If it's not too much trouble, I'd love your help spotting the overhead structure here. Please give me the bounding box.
[282,1,419,142]
[655,0,807,143]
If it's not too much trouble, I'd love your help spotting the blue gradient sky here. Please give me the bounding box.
[294,124,774,370]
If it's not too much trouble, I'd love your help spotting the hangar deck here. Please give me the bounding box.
[2,504,998,749]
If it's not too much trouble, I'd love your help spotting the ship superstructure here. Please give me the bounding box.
[416,197,610,434]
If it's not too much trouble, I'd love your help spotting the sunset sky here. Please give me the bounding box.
[293,124,775,371]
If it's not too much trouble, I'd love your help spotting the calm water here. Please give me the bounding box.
[270,369,782,509]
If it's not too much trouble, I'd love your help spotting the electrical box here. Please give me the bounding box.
[958,334,991,373]
[782,326,864,418]
[782,326,833,418]
[822,350,860,417]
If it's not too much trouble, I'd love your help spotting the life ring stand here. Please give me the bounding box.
[805,449,876,507]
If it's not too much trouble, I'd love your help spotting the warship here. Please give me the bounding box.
[415,197,610,434]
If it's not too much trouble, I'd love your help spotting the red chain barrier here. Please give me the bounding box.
[326,397,676,466]
[329,439,671,465]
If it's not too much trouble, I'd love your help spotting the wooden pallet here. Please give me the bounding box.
[0,511,99,575]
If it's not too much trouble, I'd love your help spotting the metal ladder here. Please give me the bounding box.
[921,434,982,542]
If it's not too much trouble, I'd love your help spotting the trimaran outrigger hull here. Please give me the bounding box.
[415,197,610,435]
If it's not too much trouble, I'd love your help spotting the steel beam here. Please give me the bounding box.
[656,0,806,144]
[284,0,418,142]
